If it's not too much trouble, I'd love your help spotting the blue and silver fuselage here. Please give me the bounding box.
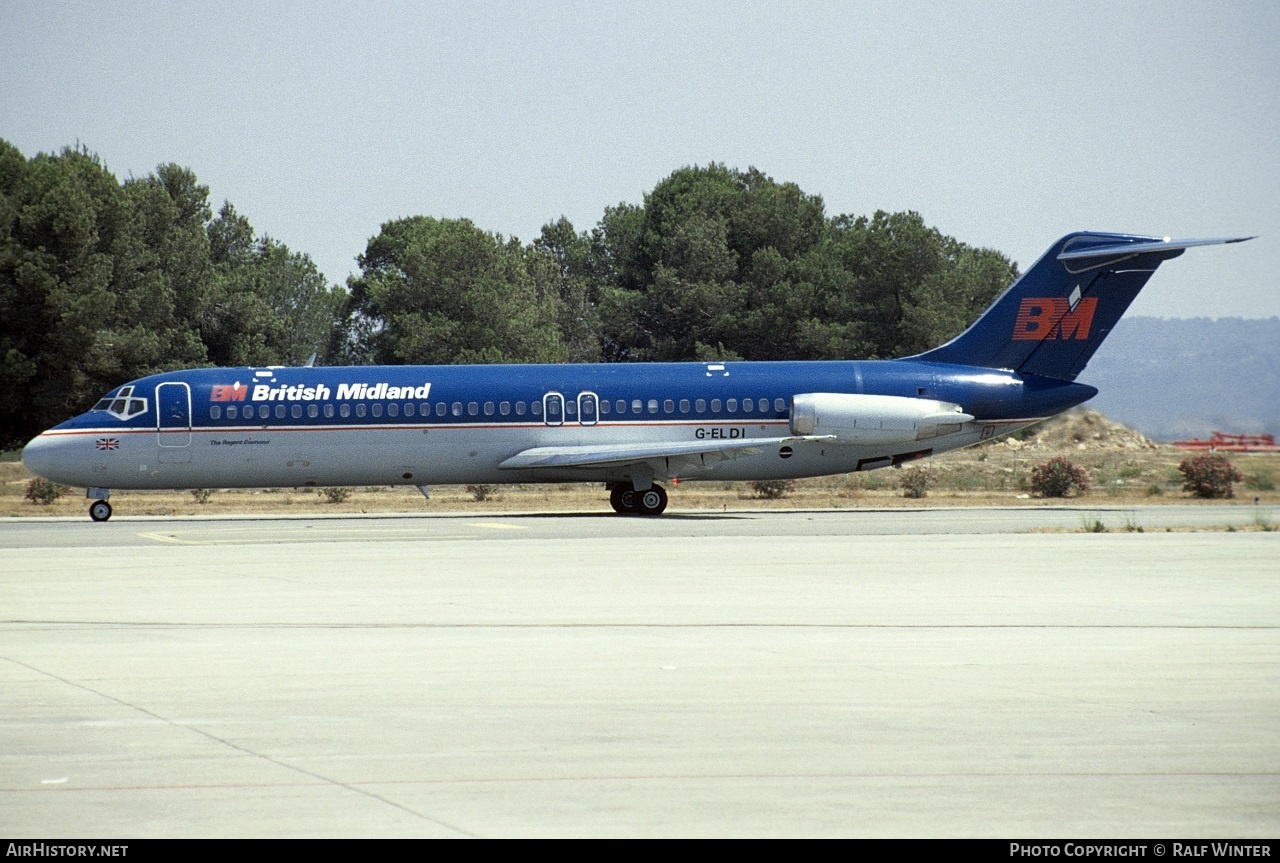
[21,358,1092,491]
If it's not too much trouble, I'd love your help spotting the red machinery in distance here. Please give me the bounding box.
[1172,432,1279,453]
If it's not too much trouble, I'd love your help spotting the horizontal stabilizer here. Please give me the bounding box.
[499,435,835,471]
[1056,235,1254,265]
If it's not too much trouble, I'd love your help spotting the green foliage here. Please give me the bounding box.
[749,479,794,499]
[342,216,566,365]
[25,477,69,505]
[190,488,214,504]
[1030,457,1091,498]
[1244,471,1275,491]
[322,487,352,503]
[900,465,935,498]
[203,203,345,367]
[588,165,1015,363]
[0,140,344,447]
[1178,454,1245,499]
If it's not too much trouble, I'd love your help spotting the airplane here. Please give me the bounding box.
[21,231,1251,521]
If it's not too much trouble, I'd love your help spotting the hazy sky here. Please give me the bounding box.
[3,1,1276,318]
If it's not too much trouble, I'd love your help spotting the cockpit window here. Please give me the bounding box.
[92,385,148,420]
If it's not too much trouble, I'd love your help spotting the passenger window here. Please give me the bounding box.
[647,399,658,414]
[631,399,642,414]
[436,403,447,417]
[616,399,626,414]
[291,404,303,418]
[419,402,429,416]
[325,404,334,419]
[679,399,690,413]
[484,401,495,416]
[742,399,753,413]
[451,402,462,417]
[532,401,542,416]
[516,401,527,416]
[308,404,319,418]
[387,403,398,417]
[711,399,721,412]
[774,398,786,413]
[210,405,221,419]
[696,399,706,412]
[759,398,769,413]
[663,399,674,413]
[226,405,237,420]
[546,399,560,417]
[467,402,479,416]
[340,404,351,418]
[356,404,367,418]
[499,401,510,416]
[372,403,383,417]
[404,403,414,417]
[599,400,610,415]
[275,405,286,419]
[564,400,576,417]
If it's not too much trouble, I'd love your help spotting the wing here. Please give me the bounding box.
[498,435,835,473]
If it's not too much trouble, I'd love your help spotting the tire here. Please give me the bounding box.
[636,485,668,515]
[610,486,638,514]
[89,500,112,522]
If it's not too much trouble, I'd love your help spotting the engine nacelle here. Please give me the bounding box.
[790,393,974,444]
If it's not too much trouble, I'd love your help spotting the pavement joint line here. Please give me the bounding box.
[0,654,478,837]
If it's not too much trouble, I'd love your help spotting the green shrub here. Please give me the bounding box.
[466,484,498,502]
[191,488,214,504]
[1030,457,1090,498]
[1244,472,1275,491]
[900,465,934,499]
[1178,454,1245,499]
[322,487,352,503]
[25,478,70,505]
[749,479,793,499]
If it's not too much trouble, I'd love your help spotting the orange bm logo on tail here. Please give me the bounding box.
[1011,297,1097,341]
[210,383,248,402]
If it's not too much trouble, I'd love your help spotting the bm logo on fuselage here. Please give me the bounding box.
[210,383,249,402]
[1011,297,1097,341]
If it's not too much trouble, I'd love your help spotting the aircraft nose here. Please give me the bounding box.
[21,433,58,480]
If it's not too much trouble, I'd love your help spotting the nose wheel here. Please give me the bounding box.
[89,500,113,522]
[609,484,668,515]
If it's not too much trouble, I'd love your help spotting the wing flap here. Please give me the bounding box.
[498,435,835,470]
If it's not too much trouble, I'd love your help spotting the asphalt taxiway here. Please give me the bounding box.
[2,508,1277,837]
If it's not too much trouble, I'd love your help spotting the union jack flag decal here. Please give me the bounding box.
[95,437,120,451]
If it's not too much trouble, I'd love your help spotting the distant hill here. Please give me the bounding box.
[1082,316,1280,441]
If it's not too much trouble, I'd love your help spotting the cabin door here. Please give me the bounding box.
[156,382,192,459]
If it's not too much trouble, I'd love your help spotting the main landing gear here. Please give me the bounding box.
[609,484,668,516]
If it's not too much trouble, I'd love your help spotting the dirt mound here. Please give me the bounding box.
[1004,409,1161,451]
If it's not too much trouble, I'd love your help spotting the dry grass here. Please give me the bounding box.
[4,436,1277,518]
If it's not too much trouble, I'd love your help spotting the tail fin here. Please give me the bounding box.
[912,232,1252,380]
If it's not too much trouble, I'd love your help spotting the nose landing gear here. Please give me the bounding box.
[87,488,112,522]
